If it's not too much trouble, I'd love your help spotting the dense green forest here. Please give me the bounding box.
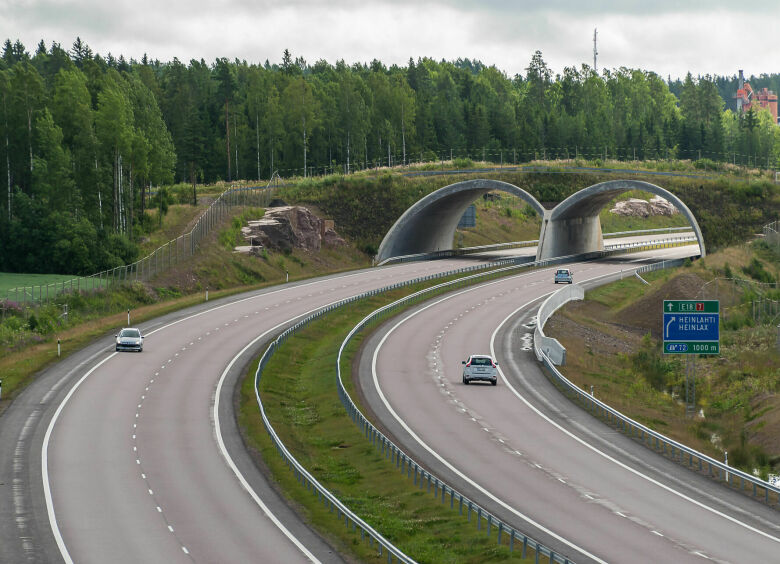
[1,37,779,275]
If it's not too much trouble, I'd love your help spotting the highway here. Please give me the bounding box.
[360,246,780,563]
[2,258,491,564]
[0,233,718,564]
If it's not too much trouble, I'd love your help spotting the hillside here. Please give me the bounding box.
[546,240,780,477]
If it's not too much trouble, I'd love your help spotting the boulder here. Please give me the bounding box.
[610,196,678,217]
[235,206,345,254]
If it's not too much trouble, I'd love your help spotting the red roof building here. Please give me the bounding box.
[735,70,779,124]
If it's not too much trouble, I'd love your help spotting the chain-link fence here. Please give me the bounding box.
[764,220,780,250]
[696,276,779,326]
[2,174,281,306]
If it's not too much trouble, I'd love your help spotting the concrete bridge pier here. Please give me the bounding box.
[536,213,603,260]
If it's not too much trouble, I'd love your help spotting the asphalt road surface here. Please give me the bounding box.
[362,247,780,563]
[2,258,498,564]
[0,234,707,564]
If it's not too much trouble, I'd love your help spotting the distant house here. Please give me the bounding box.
[735,69,779,124]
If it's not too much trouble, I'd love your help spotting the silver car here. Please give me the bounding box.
[116,328,144,352]
[462,355,498,386]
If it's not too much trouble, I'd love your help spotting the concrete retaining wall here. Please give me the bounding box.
[534,284,585,365]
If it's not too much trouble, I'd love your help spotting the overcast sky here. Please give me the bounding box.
[4,0,779,80]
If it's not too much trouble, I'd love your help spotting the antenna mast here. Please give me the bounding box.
[593,28,598,73]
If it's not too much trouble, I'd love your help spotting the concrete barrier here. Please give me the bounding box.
[534,284,584,365]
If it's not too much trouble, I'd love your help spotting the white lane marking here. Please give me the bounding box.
[157,506,162,513]
[694,552,709,559]
[214,309,364,562]
[168,525,174,533]
[42,354,116,564]
[371,270,607,564]
[182,546,189,554]
[489,290,780,546]
[42,261,461,563]
[148,489,154,495]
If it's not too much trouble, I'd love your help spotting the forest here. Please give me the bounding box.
[1,37,779,275]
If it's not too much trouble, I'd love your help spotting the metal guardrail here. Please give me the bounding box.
[604,234,698,251]
[534,260,780,509]
[602,226,692,238]
[377,240,539,266]
[336,266,578,563]
[251,239,703,562]
[379,233,698,267]
[253,254,596,563]
[3,174,282,305]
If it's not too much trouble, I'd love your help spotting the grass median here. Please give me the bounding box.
[238,275,543,563]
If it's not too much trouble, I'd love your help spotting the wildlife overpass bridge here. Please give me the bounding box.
[375,178,705,263]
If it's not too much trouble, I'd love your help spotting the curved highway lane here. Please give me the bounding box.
[0,233,705,564]
[363,248,780,563]
[3,258,490,564]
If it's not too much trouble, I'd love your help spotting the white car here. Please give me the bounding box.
[116,328,144,352]
[462,355,498,386]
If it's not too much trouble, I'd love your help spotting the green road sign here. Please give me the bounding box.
[663,300,720,355]
[663,300,719,313]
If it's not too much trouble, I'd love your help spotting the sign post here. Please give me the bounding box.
[663,300,720,416]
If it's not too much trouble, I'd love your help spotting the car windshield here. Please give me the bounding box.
[557,270,569,275]
[470,357,492,366]
[120,329,141,338]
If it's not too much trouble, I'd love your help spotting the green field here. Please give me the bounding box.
[0,272,104,301]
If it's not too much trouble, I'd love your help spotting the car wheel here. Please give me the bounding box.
[491,379,497,386]
[115,347,120,352]
[464,378,470,385]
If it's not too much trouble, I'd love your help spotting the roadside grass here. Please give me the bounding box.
[546,249,780,479]
[239,282,538,563]
[0,283,248,408]
[137,203,206,256]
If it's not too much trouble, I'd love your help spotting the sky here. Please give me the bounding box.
[4,0,780,80]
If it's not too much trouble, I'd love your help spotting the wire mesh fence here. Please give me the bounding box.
[764,220,780,250]
[2,174,281,306]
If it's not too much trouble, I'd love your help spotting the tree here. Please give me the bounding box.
[95,73,134,233]
[215,58,237,180]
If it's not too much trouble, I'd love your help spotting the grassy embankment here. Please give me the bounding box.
[240,275,540,563]
[285,168,780,253]
[0,194,368,407]
[3,165,778,409]
[545,240,780,479]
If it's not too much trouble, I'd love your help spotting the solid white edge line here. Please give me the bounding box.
[214,315,326,564]
[371,268,609,564]
[42,353,117,564]
[41,268,394,563]
[489,276,780,545]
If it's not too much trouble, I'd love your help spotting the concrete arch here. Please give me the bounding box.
[376,179,546,262]
[537,179,706,259]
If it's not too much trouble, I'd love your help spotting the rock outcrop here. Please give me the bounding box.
[235,206,345,255]
[609,196,678,217]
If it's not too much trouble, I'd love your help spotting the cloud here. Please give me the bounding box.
[2,0,779,79]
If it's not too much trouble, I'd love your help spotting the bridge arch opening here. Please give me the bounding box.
[376,179,546,263]
[536,179,705,259]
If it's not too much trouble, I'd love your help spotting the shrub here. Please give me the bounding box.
[453,157,473,169]
[742,258,776,284]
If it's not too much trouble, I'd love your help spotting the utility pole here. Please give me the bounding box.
[593,28,598,73]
